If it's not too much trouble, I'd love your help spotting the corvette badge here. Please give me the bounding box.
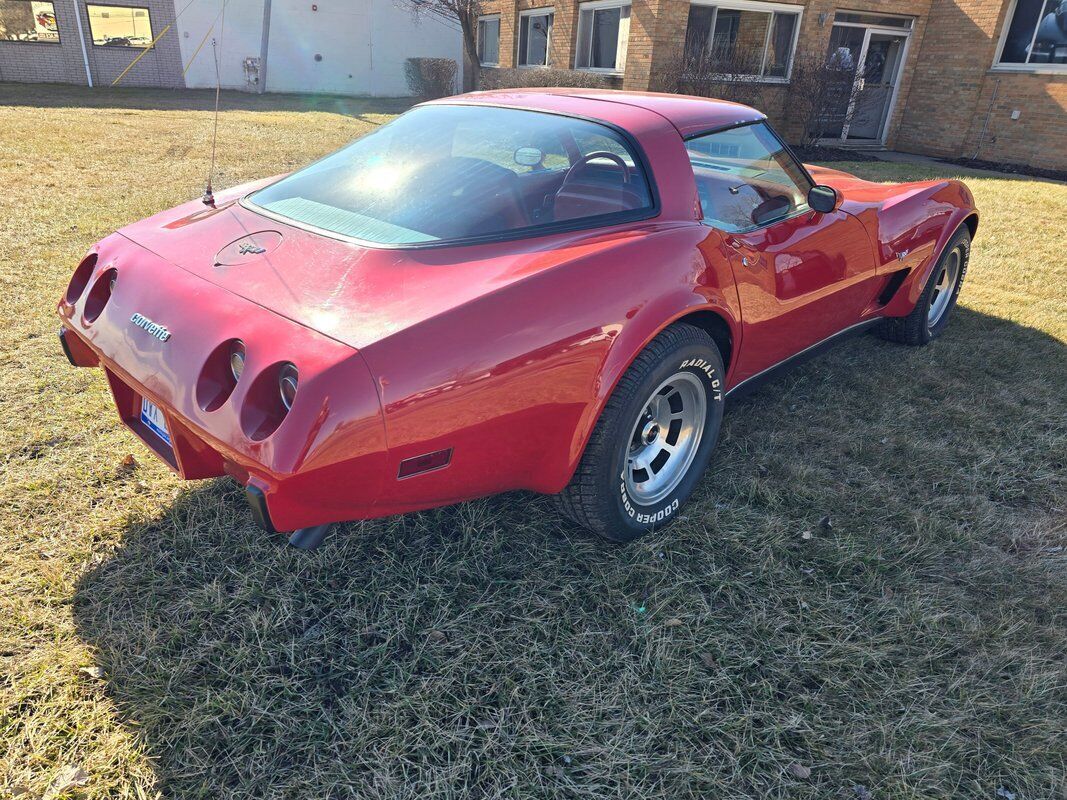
[130,313,171,342]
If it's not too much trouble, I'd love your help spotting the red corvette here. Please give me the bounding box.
[57,90,978,546]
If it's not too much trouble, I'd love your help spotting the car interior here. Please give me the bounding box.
[252,108,814,245]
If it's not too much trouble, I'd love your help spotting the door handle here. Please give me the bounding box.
[726,238,760,269]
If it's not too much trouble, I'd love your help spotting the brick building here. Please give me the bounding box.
[476,0,1067,170]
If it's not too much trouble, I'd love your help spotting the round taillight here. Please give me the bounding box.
[83,268,117,323]
[230,341,246,382]
[65,253,98,304]
[197,338,245,412]
[279,363,298,410]
[239,361,299,440]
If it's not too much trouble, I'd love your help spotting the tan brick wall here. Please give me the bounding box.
[484,0,1067,171]
[957,73,1067,171]
[484,0,577,68]
[618,0,937,143]
[895,0,1067,170]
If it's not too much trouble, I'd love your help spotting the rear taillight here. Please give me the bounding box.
[197,339,244,412]
[83,268,117,323]
[65,253,98,304]
[279,363,298,411]
[229,341,246,382]
[240,361,298,441]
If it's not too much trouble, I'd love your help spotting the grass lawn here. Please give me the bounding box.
[1,82,1064,799]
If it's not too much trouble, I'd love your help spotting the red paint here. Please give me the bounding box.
[57,91,977,533]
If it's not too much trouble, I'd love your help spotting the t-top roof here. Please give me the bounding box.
[434,88,765,138]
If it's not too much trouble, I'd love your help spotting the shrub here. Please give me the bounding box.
[404,58,459,100]
[657,45,862,149]
[783,52,861,149]
[657,48,775,110]
[479,68,613,90]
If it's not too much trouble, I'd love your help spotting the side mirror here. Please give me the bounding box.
[808,185,839,214]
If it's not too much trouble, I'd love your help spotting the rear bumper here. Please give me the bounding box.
[58,321,386,534]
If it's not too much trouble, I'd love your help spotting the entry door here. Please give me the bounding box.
[846,32,907,139]
[823,22,910,143]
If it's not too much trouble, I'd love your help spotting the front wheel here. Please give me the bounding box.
[555,323,725,542]
[880,227,970,346]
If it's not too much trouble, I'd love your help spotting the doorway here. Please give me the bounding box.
[819,12,912,144]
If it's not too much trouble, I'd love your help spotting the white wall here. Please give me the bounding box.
[179,0,268,90]
[176,0,462,96]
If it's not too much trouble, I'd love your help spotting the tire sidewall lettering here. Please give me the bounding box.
[616,354,724,527]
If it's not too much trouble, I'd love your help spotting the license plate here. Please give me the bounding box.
[140,397,172,446]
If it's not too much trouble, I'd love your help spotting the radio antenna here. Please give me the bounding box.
[203,0,228,206]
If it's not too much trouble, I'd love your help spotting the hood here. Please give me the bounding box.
[117,180,643,352]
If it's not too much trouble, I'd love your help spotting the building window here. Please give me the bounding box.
[575,1,630,72]
[683,0,801,80]
[518,8,553,67]
[86,4,153,48]
[0,0,60,43]
[996,0,1067,70]
[477,15,500,65]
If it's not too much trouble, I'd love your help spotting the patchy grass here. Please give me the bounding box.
[1,83,1064,800]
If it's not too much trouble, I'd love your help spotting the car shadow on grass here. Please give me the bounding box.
[72,307,1066,799]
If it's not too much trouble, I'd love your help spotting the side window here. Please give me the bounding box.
[686,122,813,232]
[572,130,636,167]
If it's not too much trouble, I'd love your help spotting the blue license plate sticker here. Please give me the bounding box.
[140,397,172,446]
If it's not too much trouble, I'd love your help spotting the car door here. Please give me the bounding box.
[688,122,878,385]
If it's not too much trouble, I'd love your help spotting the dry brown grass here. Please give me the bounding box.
[1,83,1064,800]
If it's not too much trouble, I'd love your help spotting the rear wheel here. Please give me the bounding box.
[555,323,725,542]
[880,227,970,346]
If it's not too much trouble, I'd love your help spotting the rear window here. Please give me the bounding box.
[247,104,654,247]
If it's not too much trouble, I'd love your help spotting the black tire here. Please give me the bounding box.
[879,226,970,346]
[555,323,725,542]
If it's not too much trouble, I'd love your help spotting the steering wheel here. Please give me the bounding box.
[559,151,632,189]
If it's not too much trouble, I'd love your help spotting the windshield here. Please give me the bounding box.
[247,104,655,246]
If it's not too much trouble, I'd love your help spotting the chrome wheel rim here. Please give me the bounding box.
[928,247,961,327]
[624,372,707,506]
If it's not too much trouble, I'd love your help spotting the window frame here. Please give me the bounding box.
[477,13,501,66]
[831,10,913,29]
[992,0,1067,74]
[575,0,631,74]
[0,0,61,45]
[685,0,804,83]
[517,7,554,68]
[684,119,817,234]
[242,103,663,251]
[85,2,154,49]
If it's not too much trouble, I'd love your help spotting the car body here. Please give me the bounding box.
[57,89,978,542]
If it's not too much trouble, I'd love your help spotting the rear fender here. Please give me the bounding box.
[360,224,740,501]
[560,241,739,491]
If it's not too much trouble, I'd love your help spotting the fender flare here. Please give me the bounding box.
[908,212,977,305]
[553,292,740,492]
